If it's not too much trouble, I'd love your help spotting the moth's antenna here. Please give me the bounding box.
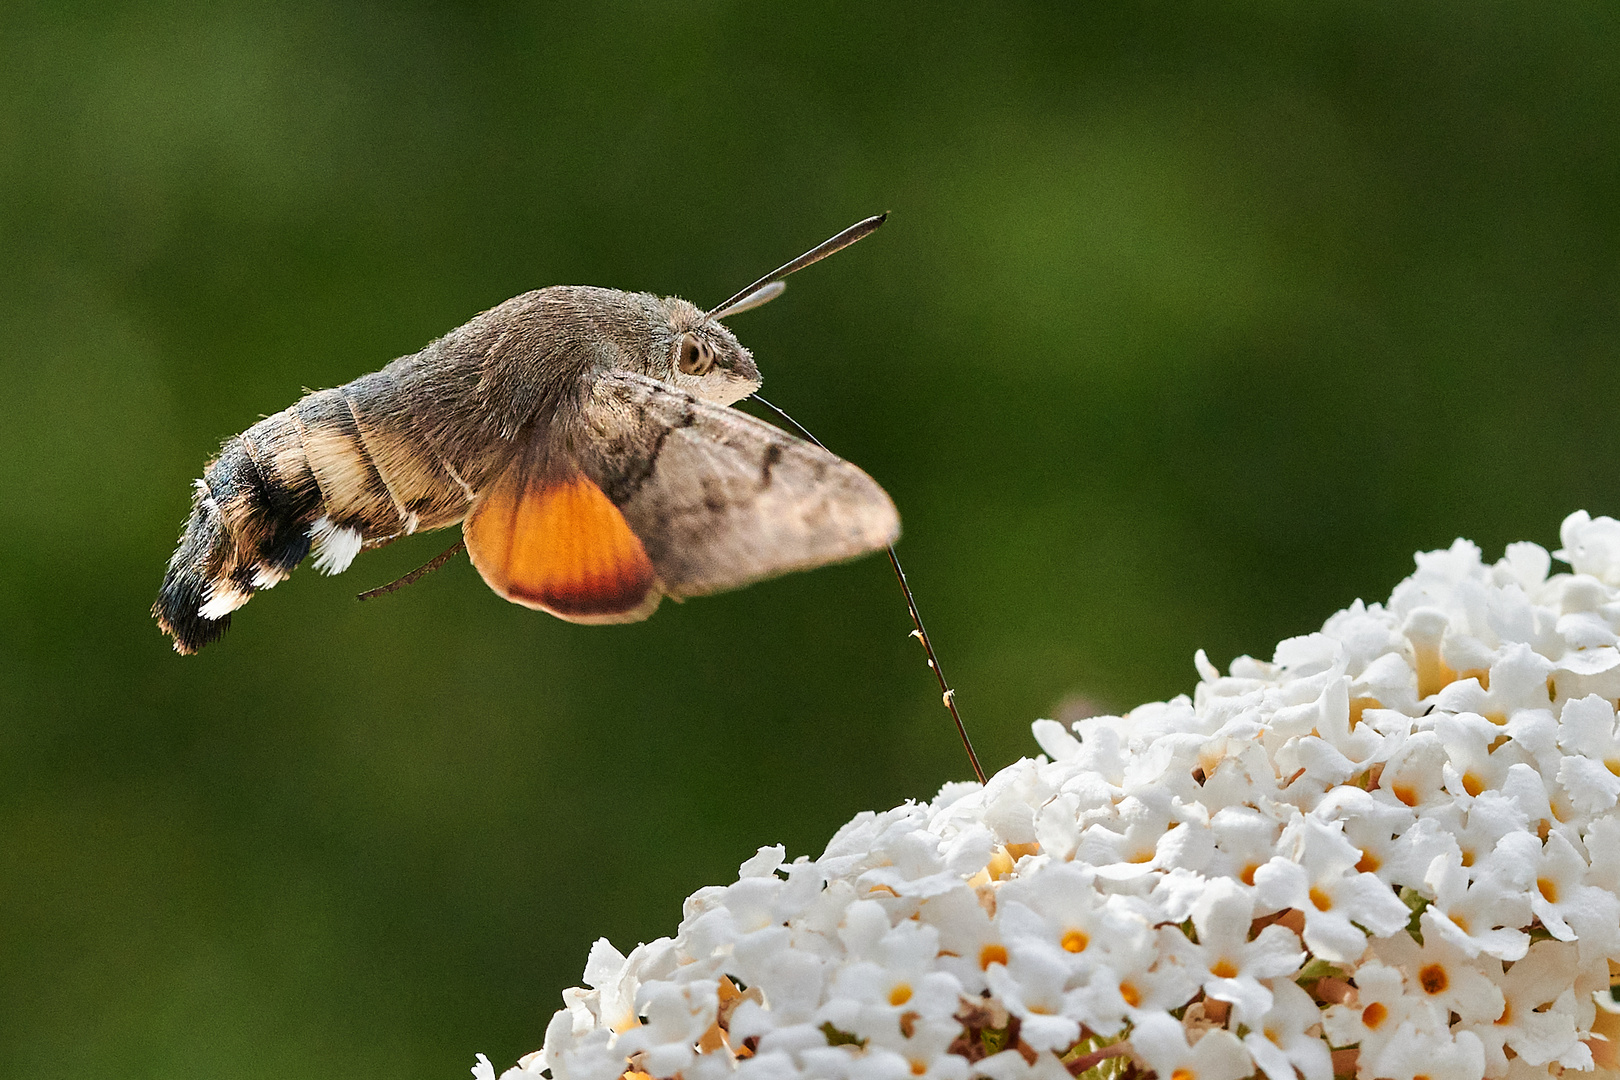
[712,280,785,318]
[750,393,988,785]
[706,214,888,321]
[357,540,466,601]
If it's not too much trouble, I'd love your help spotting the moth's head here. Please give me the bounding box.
[658,297,761,407]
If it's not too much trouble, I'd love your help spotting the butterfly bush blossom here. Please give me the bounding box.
[478,512,1620,1080]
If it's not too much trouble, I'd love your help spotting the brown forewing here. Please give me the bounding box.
[579,371,900,598]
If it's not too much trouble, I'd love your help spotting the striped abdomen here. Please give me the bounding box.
[153,365,486,654]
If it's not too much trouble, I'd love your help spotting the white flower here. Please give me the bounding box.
[1583,812,1620,912]
[982,946,1082,1052]
[1075,791,1212,879]
[1555,511,1620,585]
[1067,923,1199,1036]
[480,515,1620,1080]
[1185,877,1304,1024]
[1436,710,1518,801]
[853,1017,970,1080]
[1362,1022,1487,1080]
[1470,940,1591,1077]
[1252,816,1410,963]
[1556,694,1620,813]
[1128,1011,1253,1080]
[1418,790,1526,887]
[918,886,1006,996]
[617,979,721,1077]
[1421,842,1534,961]
[1316,787,1448,889]
[1377,730,1453,813]
[823,917,962,1041]
[1374,913,1505,1025]
[1528,829,1620,957]
[1242,978,1332,1080]
[1322,959,1442,1060]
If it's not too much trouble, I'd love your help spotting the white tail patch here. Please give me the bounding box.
[309,516,364,575]
[251,566,289,589]
[199,585,252,620]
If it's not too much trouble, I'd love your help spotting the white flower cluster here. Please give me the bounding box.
[477,512,1620,1080]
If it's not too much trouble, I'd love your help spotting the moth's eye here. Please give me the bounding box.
[678,334,710,376]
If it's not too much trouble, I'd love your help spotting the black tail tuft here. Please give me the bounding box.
[156,424,333,653]
[153,486,239,654]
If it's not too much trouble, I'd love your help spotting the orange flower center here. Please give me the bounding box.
[1419,964,1448,995]
[979,944,1008,970]
[888,983,912,1006]
[1061,930,1089,953]
[1362,1002,1388,1029]
[1414,645,1456,698]
[1349,697,1382,728]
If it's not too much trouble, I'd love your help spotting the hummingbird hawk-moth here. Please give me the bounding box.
[154,216,899,654]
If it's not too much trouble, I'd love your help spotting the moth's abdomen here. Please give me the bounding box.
[341,371,477,533]
[222,413,324,577]
[291,388,413,564]
[153,374,475,654]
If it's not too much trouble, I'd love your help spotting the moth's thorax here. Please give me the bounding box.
[473,287,760,412]
[453,287,666,438]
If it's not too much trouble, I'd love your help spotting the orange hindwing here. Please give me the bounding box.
[464,467,659,623]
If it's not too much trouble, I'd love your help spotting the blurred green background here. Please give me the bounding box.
[5,2,1620,1076]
